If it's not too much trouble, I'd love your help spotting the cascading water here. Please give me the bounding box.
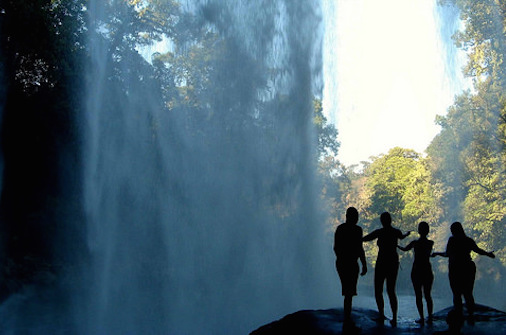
[79,0,335,333]
[3,0,506,334]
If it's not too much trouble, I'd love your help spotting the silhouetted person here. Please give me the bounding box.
[363,212,410,327]
[333,207,367,324]
[398,221,434,325]
[432,221,495,319]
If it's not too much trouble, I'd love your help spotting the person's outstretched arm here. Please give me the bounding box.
[400,230,411,239]
[431,251,447,257]
[432,237,451,257]
[471,240,495,258]
[398,241,414,252]
[363,229,378,242]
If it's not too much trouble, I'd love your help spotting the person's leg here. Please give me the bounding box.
[336,262,347,315]
[339,262,359,321]
[374,268,385,320]
[413,282,424,323]
[423,286,434,323]
[344,295,352,321]
[449,266,463,314]
[386,263,399,326]
[411,269,424,323]
[424,272,434,323]
[463,262,476,317]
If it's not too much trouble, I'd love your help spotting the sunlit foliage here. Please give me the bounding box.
[320,0,506,283]
[431,0,506,266]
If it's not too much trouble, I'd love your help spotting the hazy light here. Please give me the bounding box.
[323,0,469,166]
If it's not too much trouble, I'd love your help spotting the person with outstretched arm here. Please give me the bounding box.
[333,207,367,326]
[363,212,410,327]
[432,221,495,321]
[398,221,434,325]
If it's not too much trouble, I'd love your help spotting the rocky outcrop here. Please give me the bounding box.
[250,304,506,334]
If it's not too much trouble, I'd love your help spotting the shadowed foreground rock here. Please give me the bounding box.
[250,304,506,334]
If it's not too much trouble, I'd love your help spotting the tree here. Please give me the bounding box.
[429,0,506,265]
[363,147,440,231]
[0,0,88,292]
[312,98,346,229]
[313,99,339,160]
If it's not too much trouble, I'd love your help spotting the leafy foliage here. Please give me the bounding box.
[429,0,506,266]
[320,0,506,279]
[313,99,339,160]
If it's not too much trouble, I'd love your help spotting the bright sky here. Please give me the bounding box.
[322,0,469,166]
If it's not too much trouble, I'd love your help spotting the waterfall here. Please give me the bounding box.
[79,0,334,333]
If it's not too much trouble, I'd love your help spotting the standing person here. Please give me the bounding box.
[398,221,434,325]
[432,222,495,320]
[363,212,410,327]
[333,207,368,324]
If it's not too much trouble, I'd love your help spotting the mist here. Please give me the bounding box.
[78,0,335,334]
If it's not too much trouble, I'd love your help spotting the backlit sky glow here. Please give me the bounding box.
[322,0,469,167]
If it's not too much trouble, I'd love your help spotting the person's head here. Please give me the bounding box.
[380,212,392,227]
[450,222,466,237]
[346,207,359,225]
[418,221,429,237]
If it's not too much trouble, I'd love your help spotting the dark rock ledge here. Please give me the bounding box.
[250,304,506,334]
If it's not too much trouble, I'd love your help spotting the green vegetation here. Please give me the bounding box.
[318,0,506,284]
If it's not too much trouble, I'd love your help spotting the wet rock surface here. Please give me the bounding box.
[250,304,506,334]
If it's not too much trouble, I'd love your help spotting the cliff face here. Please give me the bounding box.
[250,304,506,335]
